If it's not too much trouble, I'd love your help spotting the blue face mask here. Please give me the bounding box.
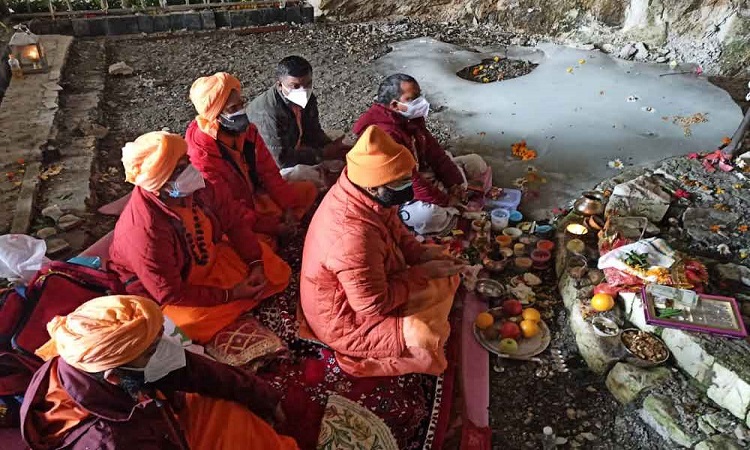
[163,165,205,198]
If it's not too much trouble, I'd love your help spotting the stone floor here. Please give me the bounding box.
[0,35,72,235]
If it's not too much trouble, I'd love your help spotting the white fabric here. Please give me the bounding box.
[399,201,459,235]
[0,235,50,284]
[123,337,187,383]
[280,164,327,190]
[597,237,676,279]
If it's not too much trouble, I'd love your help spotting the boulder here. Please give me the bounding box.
[634,42,649,61]
[618,43,637,59]
[694,434,742,450]
[682,208,740,245]
[605,175,671,223]
[605,362,671,404]
[640,394,703,448]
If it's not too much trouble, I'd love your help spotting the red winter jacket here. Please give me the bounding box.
[352,104,464,206]
[109,184,262,307]
[185,121,300,234]
[300,169,428,359]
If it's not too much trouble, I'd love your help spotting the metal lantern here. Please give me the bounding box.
[9,25,49,74]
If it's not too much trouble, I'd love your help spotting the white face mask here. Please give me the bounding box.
[164,164,206,198]
[398,96,430,120]
[284,86,313,109]
[122,338,187,383]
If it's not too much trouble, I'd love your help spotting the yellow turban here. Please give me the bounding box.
[121,131,187,193]
[35,295,164,373]
[346,125,416,188]
[189,72,242,139]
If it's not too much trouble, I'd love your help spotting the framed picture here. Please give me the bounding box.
[641,287,748,338]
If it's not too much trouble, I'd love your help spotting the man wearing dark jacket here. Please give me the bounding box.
[352,74,489,235]
[22,295,297,450]
[247,55,349,187]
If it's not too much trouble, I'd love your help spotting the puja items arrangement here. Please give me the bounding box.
[453,188,557,359]
[473,301,551,360]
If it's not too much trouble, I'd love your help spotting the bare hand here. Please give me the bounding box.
[448,185,468,206]
[231,265,267,299]
[416,260,465,279]
[419,245,464,264]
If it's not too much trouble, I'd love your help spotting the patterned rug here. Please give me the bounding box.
[247,228,458,450]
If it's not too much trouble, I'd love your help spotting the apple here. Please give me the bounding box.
[503,299,523,317]
[498,338,519,354]
[482,327,500,341]
[499,321,521,340]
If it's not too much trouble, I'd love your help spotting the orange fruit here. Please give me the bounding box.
[591,293,615,312]
[475,312,495,330]
[520,319,540,338]
[522,308,541,323]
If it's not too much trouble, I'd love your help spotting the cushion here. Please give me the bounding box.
[205,316,288,369]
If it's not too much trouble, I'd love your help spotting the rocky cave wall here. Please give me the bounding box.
[311,0,749,76]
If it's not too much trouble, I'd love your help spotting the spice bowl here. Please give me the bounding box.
[502,227,523,241]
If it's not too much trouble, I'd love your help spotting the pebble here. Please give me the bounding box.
[45,238,70,255]
[586,386,597,392]
[581,432,597,441]
[555,437,568,445]
[36,227,58,239]
[566,408,577,420]
[58,214,83,231]
[108,61,134,76]
[42,205,64,222]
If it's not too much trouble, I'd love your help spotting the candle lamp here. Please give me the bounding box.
[565,222,589,237]
[9,25,49,74]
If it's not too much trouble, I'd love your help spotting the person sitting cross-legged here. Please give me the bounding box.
[109,131,291,343]
[23,295,298,450]
[247,56,351,187]
[186,72,318,249]
[299,125,466,377]
[352,73,490,235]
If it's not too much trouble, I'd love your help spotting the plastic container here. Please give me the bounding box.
[490,208,510,232]
[484,188,522,212]
[537,240,555,252]
[502,227,523,240]
[508,210,523,225]
[496,235,513,248]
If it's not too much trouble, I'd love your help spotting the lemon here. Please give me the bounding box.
[591,293,615,312]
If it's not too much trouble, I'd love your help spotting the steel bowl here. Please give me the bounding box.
[620,328,670,368]
[475,278,505,298]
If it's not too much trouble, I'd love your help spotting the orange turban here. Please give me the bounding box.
[121,131,187,193]
[35,295,164,373]
[346,125,416,188]
[189,72,242,138]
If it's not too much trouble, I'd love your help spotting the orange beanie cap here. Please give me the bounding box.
[346,125,416,188]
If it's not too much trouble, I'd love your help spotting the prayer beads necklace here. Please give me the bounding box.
[184,204,209,266]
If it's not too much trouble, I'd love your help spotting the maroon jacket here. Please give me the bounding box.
[185,121,301,235]
[352,104,464,206]
[109,184,262,307]
[21,352,281,450]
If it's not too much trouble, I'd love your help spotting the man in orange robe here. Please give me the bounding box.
[186,72,318,249]
[23,295,298,450]
[109,131,290,343]
[299,126,465,377]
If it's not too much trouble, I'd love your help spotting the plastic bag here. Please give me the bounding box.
[0,235,50,284]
